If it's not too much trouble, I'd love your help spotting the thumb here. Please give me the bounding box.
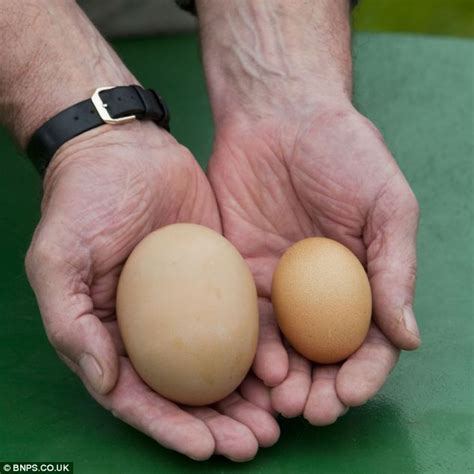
[26,232,119,394]
[365,182,421,350]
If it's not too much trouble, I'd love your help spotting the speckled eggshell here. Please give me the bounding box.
[116,223,259,406]
[272,237,372,364]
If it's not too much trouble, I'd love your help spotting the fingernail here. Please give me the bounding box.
[227,455,256,463]
[188,455,204,462]
[340,407,350,417]
[402,306,420,338]
[79,353,103,392]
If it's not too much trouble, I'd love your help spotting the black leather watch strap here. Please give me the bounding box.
[26,85,170,176]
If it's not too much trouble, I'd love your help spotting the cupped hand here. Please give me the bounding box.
[25,122,279,460]
[208,102,420,424]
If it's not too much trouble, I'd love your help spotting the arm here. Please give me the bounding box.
[0,0,136,147]
[1,0,279,459]
[197,0,420,422]
[196,0,352,123]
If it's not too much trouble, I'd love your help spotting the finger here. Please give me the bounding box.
[26,236,118,394]
[304,365,348,426]
[271,346,311,417]
[215,392,280,448]
[239,373,274,414]
[187,406,258,461]
[366,183,421,350]
[253,299,289,386]
[82,356,216,461]
[104,320,127,356]
[336,325,400,406]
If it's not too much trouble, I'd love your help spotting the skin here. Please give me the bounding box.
[1,0,279,461]
[0,0,421,461]
[24,122,280,461]
[207,105,419,422]
[198,0,421,423]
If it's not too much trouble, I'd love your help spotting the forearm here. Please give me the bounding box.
[0,0,136,147]
[196,0,353,122]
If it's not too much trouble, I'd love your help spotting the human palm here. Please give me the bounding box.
[26,122,278,460]
[209,105,420,423]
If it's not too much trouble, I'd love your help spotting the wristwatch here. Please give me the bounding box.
[26,85,170,176]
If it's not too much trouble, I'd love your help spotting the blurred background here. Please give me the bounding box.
[79,0,474,38]
[353,0,474,38]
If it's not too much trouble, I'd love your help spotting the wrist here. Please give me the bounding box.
[42,120,174,186]
[197,0,353,124]
[0,0,137,148]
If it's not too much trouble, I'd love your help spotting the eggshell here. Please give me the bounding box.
[116,223,258,406]
[272,237,371,364]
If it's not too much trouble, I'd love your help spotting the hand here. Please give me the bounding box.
[25,122,279,460]
[198,0,420,424]
[208,101,420,423]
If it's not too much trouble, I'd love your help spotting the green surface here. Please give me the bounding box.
[353,0,474,38]
[1,33,473,473]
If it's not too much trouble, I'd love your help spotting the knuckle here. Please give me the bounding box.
[27,237,56,265]
[405,260,417,289]
[24,235,55,282]
[24,245,35,279]
[46,323,68,351]
[406,190,420,217]
[25,233,72,276]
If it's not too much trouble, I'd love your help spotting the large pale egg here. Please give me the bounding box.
[116,223,258,406]
[272,237,371,364]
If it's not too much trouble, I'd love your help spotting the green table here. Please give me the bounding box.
[1,33,472,474]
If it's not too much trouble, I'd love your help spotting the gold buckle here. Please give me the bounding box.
[91,87,136,124]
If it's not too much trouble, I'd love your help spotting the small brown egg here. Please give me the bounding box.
[272,237,371,364]
[116,223,258,406]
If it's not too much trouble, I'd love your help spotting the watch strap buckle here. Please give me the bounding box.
[91,87,136,124]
